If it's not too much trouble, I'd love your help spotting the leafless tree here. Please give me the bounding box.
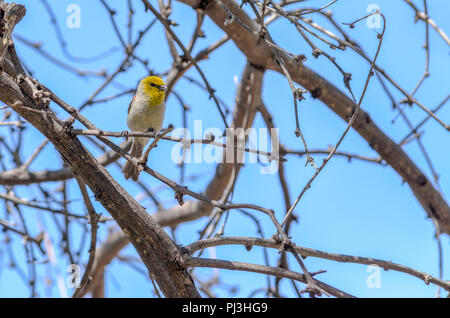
[0,0,448,298]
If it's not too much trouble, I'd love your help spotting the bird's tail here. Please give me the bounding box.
[122,139,144,181]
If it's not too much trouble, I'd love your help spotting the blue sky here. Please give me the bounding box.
[0,0,449,298]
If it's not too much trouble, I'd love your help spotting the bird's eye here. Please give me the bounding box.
[150,83,156,87]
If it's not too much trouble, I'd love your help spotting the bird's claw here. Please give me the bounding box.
[120,130,129,140]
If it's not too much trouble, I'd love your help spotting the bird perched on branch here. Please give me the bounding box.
[122,76,167,181]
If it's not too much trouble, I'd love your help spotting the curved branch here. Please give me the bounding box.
[0,141,130,185]
[80,62,265,296]
[186,236,450,291]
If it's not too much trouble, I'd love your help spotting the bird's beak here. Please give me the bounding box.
[159,85,167,92]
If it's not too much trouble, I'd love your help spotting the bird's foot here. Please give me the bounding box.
[120,130,129,140]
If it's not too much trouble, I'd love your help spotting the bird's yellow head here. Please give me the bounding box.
[139,76,167,106]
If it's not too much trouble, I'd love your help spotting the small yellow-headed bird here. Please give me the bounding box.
[122,76,167,181]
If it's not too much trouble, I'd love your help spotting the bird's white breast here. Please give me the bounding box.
[127,90,166,132]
